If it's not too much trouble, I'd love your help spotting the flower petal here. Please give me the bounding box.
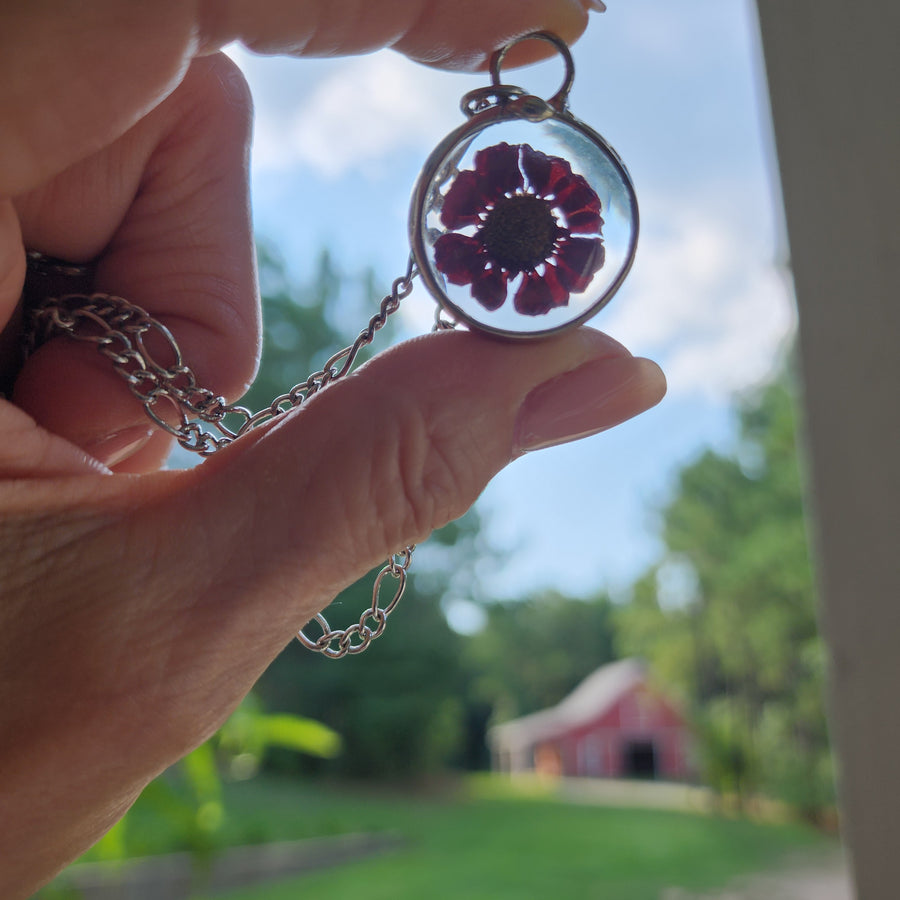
[521,144,573,197]
[434,233,487,285]
[471,266,508,310]
[555,174,604,233]
[474,142,523,199]
[555,236,606,293]
[513,269,570,316]
[440,170,491,229]
[541,265,570,308]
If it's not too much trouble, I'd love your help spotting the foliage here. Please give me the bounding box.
[615,366,834,818]
[70,696,340,875]
[257,569,469,778]
[240,243,357,414]
[465,591,618,726]
[258,586,619,777]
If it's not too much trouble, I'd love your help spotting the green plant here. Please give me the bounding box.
[85,696,340,865]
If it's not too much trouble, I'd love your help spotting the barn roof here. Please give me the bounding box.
[488,658,649,750]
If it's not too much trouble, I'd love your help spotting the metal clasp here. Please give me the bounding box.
[490,31,576,113]
[459,31,576,119]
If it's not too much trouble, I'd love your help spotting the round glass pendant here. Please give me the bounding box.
[410,37,638,339]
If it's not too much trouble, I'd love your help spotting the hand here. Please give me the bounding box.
[0,2,665,896]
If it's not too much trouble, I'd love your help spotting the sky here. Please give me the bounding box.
[224,0,797,607]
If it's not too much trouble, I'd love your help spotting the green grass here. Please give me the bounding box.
[181,775,834,900]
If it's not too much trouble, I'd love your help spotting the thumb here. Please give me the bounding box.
[167,327,664,678]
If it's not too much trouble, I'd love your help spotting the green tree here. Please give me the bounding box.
[240,244,364,415]
[466,591,618,726]
[616,366,833,818]
[257,571,468,778]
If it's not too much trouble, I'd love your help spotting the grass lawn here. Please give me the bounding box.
[178,775,835,900]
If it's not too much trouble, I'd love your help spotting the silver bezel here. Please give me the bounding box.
[408,103,639,340]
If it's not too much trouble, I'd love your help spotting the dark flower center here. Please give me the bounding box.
[479,194,558,272]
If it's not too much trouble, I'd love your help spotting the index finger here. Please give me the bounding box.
[0,0,591,196]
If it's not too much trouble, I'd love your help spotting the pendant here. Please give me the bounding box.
[410,32,639,339]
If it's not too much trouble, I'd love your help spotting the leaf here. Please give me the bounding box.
[260,714,342,758]
[182,742,223,804]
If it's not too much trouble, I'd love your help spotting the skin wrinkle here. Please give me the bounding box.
[387,400,437,550]
[173,440,328,646]
[57,473,260,752]
[13,128,152,261]
[247,450,387,629]
[313,371,434,562]
[18,54,257,439]
[357,357,497,558]
[405,404,489,538]
[385,0,437,57]
[0,506,111,587]
[120,57,256,383]
[11,57,237,260]
[310,378,393,569]
[302,0,365,56]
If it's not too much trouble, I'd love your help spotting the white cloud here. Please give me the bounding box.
[231,48,480,178]
[603,193,796,402]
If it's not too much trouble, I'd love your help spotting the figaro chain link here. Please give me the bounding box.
[24,253,418,659]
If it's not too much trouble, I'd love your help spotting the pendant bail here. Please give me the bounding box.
[489,31,576,113]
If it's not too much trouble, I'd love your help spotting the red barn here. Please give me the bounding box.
[488,658,694,780]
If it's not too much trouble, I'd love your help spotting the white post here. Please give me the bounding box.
[754,2,900,897]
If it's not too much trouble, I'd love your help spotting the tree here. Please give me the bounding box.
[616,364,834,819]
[258,570,469,778]
[240,244,361,415]
[465,591,618,723]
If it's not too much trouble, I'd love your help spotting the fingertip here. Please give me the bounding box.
[386,0,590,70]
[635,356,668,406]
[12,340,155,467]
[483,5,591,72]
[513,351,666,454]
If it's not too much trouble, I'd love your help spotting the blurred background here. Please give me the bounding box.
[40,2,849,898]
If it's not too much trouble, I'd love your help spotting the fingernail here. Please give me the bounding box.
[514,355,665,454]
[85,426,155,468]
[586,0,607,12]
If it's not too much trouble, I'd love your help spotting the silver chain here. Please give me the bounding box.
[24,253,418,659]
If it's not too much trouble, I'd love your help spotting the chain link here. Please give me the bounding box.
[296,547,415,658]
[24,253,419,659]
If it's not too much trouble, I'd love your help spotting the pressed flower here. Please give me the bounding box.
[433,142,606,316]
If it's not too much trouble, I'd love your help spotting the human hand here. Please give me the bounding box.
[0,2,664,896]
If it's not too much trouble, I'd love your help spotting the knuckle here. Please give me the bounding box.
[386,403,483,545]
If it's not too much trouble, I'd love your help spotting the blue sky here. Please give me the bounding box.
[226,0,796,603]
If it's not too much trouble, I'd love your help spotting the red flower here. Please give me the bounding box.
[433,142,605,316]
